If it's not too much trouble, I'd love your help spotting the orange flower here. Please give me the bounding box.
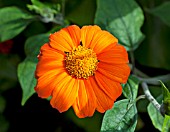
[35,25,130,118]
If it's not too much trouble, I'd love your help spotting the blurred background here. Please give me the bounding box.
[0,0,170,131]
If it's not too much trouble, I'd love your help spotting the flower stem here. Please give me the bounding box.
[141,82,160,111]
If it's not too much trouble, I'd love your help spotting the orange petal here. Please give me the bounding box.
[97,62,130,83]
[39,43,65,57]
[50,76,79,113]
[36,59,64,78]
[97,44,129,64]
[88,30,118,54]
[89,76,118,113]
[95,72,122,100]
[49,25,81,52]
[35,69,66,98]
[81,25,101,48]
[63,25,81,47]
[35,44,65,78]
[72,79,97,118]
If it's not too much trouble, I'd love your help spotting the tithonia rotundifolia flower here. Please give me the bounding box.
[35,25,130,118]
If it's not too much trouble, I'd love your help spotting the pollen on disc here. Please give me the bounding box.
[65,45,99,79]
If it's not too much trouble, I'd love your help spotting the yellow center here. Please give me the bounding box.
[65,45,99,79]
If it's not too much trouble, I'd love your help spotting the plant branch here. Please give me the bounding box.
[138,74,170,85]
[61,0,65,17]
[129,50,135,74]
[141,82,161,111]
[129,64,149,78]
[136,95,145,102]
[134,67,149,78]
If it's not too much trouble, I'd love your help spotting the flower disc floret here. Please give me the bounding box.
[65,45,99,79]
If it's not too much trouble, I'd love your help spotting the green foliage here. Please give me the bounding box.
[0,0,170,131]
[160,81,170,101]
[0,6,35,42]
[162,115,170,132]
[27,0,62,24]
[123,75,139,102]
[101,99,137,132]
[147,95,164,131]
[95,0,145,51]
[147,2,170,27]
[160,81,170,115]
[25,34,49,62]
[18,60,37,105]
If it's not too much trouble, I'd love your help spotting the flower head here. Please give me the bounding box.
[35,25,130,118]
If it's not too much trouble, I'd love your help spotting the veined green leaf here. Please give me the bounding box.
[160,81,170,101]
[101,99,137,132]
[123,75,139,102]
[0,6,35,42]
[162,115,170,132]
[17,60,37,105]
[160,81,170,116]
[147,95,164,131]
[95,0,145,51]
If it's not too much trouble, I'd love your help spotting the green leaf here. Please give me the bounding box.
[95,0,145,51]
[162,115,170,132]
[160,81,170,101]
[101,99,137,132]
[147,95,164,131]
[160,81,170,116]
[147,2,170,27]
[30,0,47,8]
[123,75,139,101]
[0,6,35,42]
[25,34,49,62]
[17,60,37,105]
